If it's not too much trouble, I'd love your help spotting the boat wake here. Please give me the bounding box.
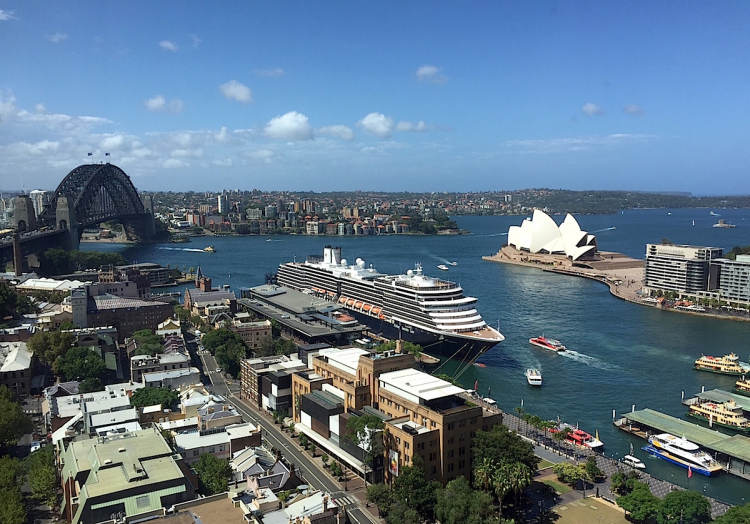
[158,247,208,253]
[591,226,616,233]
[560,350,618,370]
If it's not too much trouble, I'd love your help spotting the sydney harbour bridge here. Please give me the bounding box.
[1,163,155,272]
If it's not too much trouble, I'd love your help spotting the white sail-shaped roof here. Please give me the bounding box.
[507,209,597,260]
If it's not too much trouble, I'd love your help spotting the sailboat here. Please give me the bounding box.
[692,220,695,226]
[588,429,604,450]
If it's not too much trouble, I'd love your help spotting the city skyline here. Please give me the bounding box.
[1,2,749,194]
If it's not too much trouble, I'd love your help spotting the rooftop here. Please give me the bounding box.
[379,368,465,404]
[0,341,32,372]
[317,347,370,376]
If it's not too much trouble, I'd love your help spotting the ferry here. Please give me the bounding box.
[203,245,216,253]
[437,264,450,271]
[694,353,750,376]
[732,376,750,398]
[529,336,566,352]
[623,455,646,469]
[687,399,750,433]
[275,246,504,362]
[713,219,736,228]
[642,433,723,476]
[526,368,542,386]
[551,423,604,450]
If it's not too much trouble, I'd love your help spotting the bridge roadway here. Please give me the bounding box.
[0,228,69,265]
[185,332,381,524]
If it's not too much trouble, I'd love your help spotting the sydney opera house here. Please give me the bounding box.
[506,209,598,261]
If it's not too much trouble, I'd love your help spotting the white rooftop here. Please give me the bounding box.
[262,491,337,524]
[174,429,230,450]
[225,422,259,439]
[318,347,369,376]
[89,407,138,429]
[379,368,465,404]
[157,416,199,432]
[16,277,85,292]
[0,341,32,372]
[143,367,201,383]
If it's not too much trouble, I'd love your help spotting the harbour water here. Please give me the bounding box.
[88,207,750,504]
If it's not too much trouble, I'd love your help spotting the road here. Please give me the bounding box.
[191,334,380,524]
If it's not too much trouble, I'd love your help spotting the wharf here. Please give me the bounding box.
[615,408,750,480]
[683,388,750,414]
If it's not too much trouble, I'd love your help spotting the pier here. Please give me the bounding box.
[615,408,750,481]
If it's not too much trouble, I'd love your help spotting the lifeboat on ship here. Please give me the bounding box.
[346,299,356,306]
[354,301,364,310]
[338,296,348,304]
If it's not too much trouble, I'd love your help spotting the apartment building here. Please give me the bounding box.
[644,243,722,294]
[713,255,750,304]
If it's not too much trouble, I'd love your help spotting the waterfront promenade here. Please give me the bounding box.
[497,407,733,519]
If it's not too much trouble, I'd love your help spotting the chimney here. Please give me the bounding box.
[223,404,229,411]
[395,339,404,354]
[323,496,328,512]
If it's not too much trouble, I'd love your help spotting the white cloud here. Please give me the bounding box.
[254,68,286,78]
[219,80,252,103]
[162,158,189,169]
[416,65,448,84]
[582,103,604,116]
[190,34,202,48]
[159,40,179,52]
[0,10,17,21]
[358,112,394,139]
[623,104,645,115]
[171,148,203,158]
[319,125,355,141]
[249,149,274,164]
[264,111,313,140]
[212,158,233,167]
[99,134,127,150]
[396,120,430,132]
[46,33,69,43]
[502,134,656,154]
[35,103,46,113]
[144,95,184,114]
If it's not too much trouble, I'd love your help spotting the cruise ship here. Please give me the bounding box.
[642,433,723,476]
[275,246,504,362]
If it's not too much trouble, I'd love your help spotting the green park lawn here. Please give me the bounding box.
[553,499,629,524]
[539,477,571,495]
[537,459,554,470]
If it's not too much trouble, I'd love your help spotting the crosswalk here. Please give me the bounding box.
[331,494,359,506]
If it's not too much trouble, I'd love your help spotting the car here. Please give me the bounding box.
[281,315,290,319]
[216,367,221,373]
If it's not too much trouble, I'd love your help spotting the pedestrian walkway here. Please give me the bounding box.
[502,412,732,519]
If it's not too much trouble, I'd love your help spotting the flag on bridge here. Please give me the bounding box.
[87,152,92,156]
[688,465,693,478]
[105,152,110,156]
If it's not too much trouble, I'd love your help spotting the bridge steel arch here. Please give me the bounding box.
[39,163,154,248]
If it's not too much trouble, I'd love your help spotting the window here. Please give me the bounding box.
[459,459,465,468]
[404,442,410,449]
[431,465,437,474]
[449,450,454,458]
[448,463,454,472]
[136,495,150,509]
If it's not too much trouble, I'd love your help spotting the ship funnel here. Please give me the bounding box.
[324,245,333,264]
[332,246,342,265]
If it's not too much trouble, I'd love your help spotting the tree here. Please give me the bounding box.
[161,429,176,450]
[435,373,462,387]
[80,377,104,393]
[130,386,179,409]
[202,328,244,353]
[658,490,712,524]
[552,462,585,487]
[321,453,329,467]
[391,455,440,522]
[132,329,164,356]
[473,425,540,472]
[366,482,392,510]
[215,340,247,377]
[373,340,423,356]
[56,346,106,381]
[25,445,57,507]
[435,476,497,524]
[616,481,660,522]
[27,329,75,366]
[310,442,317,456]
[713,503,750,524]
[299,434,309,449]
[0,395,33,447]
[0,486,27,524]
[344,414,385,481]
[194,453,232,495]
[584,455,604,482]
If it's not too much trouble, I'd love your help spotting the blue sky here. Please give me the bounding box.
[1,2,749,194]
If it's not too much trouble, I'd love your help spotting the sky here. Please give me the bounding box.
[1,2,750,194]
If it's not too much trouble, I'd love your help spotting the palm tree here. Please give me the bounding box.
[514,406,525,432]
[492,464,513,517]
[474,457,495,492]
[508,462,533,508]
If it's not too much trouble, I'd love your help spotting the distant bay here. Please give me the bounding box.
[85,207,750,504]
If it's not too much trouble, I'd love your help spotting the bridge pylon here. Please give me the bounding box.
[55,195,79,250]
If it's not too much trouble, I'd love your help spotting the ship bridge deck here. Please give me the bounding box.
[617,408,750,475]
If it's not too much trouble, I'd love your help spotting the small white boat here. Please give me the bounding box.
[623,455,646,469]
[448,261,458,266]
[526,368,542,386]
[437,264,450,271]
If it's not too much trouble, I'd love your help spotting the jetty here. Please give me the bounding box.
[615,408,750,480]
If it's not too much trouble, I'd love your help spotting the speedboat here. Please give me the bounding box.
[529,336,566,352]
[623,455,646,469]
[437,264,450,271]
[448,261,458,266]
[203,245,216,253]
[526,368,542,386]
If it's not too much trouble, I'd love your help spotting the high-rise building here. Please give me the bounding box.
[218,194,230,214]
[29,189,49,217]
[644,244,722,294]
